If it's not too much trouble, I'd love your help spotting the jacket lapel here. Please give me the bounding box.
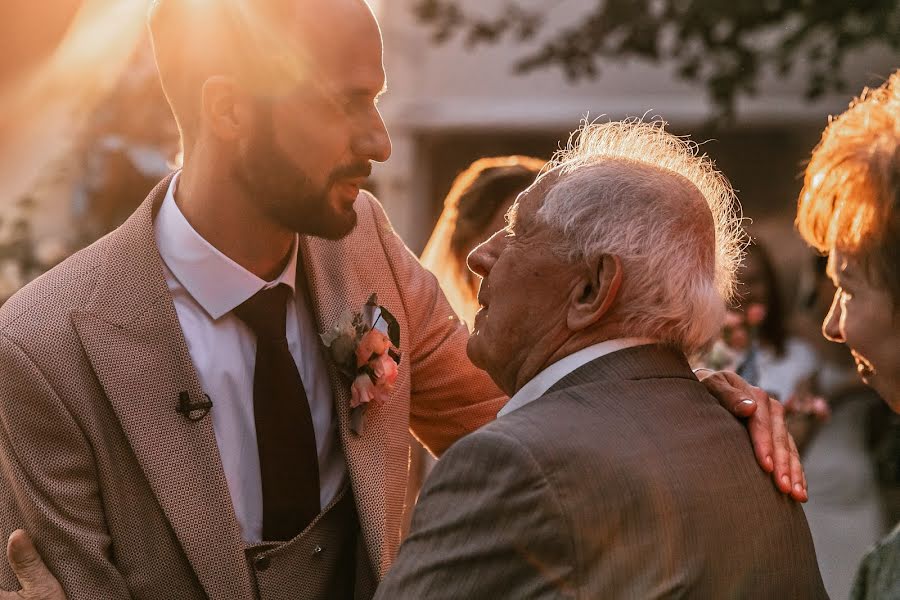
[71,177,255,599]
[298,234,390,577]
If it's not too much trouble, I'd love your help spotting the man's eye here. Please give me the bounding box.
[346,93,382,108]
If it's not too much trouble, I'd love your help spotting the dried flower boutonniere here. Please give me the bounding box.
[321,294,401,434]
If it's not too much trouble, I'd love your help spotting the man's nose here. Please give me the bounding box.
[467,230,503,279]
[353,108,392,163]
[822,292,844,342]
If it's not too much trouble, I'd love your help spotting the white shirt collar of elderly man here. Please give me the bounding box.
[498,337,657,417]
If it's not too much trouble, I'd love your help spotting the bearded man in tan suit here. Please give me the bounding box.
[0,1,805,599]
[377,122,827,599]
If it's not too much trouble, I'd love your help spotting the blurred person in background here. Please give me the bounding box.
[732,239,820,404]
[697,240,829,442]
[420,155,545,327]
[794,68,900,600]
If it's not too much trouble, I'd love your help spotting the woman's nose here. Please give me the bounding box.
[822,292,844,342]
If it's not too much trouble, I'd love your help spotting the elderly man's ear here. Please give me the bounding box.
[567,254,623,331]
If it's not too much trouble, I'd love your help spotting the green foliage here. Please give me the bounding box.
[414,0,900,119]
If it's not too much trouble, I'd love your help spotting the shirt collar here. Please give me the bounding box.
[154,173,298,320]
[498,337,657,418]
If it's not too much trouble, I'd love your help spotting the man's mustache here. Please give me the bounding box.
[329,162,372,183]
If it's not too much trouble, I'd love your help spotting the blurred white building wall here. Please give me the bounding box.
[371,0,898,250]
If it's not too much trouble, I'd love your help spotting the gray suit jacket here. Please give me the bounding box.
[377,345,827,599]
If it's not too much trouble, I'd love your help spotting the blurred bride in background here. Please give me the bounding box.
[420,155,545,327]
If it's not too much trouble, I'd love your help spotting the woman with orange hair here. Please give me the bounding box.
[795,69,899,599]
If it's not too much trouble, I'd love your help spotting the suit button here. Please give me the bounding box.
[254,554,271,571]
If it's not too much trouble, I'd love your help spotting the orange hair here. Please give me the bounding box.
[797,70,900,301]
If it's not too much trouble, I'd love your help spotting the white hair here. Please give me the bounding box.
[530,119,745,356]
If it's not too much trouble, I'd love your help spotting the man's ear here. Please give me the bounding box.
[200,75,252,142]
[566,254,623,331]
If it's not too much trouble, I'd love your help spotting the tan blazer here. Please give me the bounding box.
[0,176,504,598]
[378,345,828,599]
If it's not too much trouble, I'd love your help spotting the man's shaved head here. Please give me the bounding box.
[148,0,380,151]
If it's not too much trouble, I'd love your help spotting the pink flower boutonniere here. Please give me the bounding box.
[321,294,401,434]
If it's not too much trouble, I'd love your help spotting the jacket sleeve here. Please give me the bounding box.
[368,196,507,456]
[375,427,577,599]
[0,333,132,598]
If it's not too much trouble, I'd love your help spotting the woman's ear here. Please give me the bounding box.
[567,254,623,331]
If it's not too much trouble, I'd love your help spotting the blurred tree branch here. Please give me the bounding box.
[413,0,900,120]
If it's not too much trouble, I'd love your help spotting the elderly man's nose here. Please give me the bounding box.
[467,232,502,279]
[467,246,490,280]
[822,293,844,342]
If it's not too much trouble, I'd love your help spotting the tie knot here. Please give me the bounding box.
[234,284,291,341]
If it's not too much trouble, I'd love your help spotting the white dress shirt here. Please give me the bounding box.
[498,338,658,418]
[154,174,347,543]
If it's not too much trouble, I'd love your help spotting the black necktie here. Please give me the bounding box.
[234,284,320,541]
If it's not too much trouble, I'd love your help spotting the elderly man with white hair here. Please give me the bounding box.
[375,121,828,599]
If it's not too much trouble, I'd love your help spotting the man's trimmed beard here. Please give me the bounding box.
[233,100,363,240]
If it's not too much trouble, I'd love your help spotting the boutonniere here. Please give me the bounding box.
[321,294,401,434]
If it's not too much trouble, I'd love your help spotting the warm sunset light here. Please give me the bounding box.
[0,0,147,217]
[0,2,896,598]
[1,0,146,108]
